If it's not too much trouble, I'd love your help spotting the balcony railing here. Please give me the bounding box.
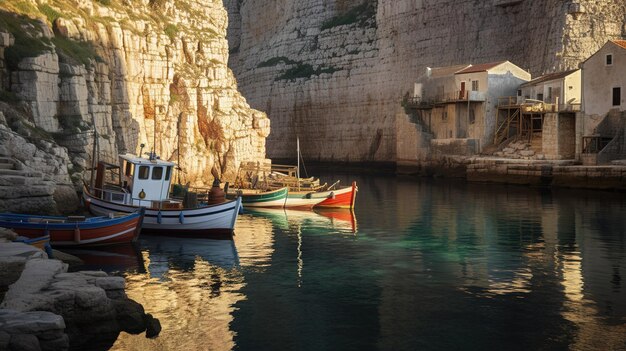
[403,91,486,109]
[497,97,582,113]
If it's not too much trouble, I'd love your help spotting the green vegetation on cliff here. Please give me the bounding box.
[276,63,339,81]
[0,11,50,70]
[320,1,377,31]
[258,56,298,68]
[52,36,101,65]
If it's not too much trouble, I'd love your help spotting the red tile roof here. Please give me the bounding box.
[520,69,579,87]
[612,40,626,49]
[455,61,508,74]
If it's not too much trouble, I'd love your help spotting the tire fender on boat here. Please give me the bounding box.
[157,211,162,224]
[74,224,81,243]
[179,212,185,224]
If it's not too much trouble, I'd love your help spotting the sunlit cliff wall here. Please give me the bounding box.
[0,0,269,210]
[225,0,626,163]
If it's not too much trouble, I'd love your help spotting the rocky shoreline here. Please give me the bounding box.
[0,229,160,351]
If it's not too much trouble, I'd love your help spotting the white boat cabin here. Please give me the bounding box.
[120,154,175,205]
[94,154,179,208]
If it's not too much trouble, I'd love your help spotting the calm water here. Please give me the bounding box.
[79,174,626,350]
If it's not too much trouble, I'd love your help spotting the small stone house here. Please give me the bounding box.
[519,69,581,111]
[581,40,626,120]
[409,61,530,154]
[579,39,626,164]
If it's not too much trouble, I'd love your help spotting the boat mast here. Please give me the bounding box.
[296,137,300,191]
[90,113,98,190]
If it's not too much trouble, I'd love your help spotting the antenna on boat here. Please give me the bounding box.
[139,143,145,158]
[297,136,300,192]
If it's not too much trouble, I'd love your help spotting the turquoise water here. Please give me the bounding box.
[80,174,626,350]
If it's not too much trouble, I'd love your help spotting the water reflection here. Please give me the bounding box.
[244,208,357,234]
[102,174,625,351]
[110,237,245,351]
[64,244,145,274]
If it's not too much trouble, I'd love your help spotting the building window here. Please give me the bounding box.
[138,166,150,179]
[537,93,544,101]
[613,87,621,106]
[606,54,613,66]
[152,166,163,180]
[469,108,475,124]
[471,80,479,91]
[442,111,448,121]
[517,90,522,97]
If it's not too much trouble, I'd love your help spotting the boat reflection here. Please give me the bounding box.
[244,208,357,234]
[63,243,145,274]
[139,236,239,278]
[111,236,244,351]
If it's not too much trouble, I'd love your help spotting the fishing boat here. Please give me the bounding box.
[312,181,358,209]
[0,210,144,247]
[82,154,241,236]
[227,187,288,208]
[236,138,358,209]
[284,191,327,210]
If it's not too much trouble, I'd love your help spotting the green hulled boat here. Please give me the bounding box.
[227,187,289,208]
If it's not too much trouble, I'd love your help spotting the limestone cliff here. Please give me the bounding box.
[225,0,626,162]
[0,0,269,213]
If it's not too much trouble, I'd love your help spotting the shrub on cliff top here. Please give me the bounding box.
[37,4,62,24]
[11,1,39,17]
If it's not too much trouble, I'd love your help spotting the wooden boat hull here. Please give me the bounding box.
[232,187,288,208]
[284,193,327,210]
[83,186,240,236]
[314,181,358,209]
[0,211,144,247]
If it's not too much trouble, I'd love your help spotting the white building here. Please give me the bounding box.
[410,61,530,153]
[581,40,626,120]
[519,69,581,111]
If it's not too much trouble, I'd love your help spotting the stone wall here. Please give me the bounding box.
[558,113,576,158]
[225,0,626,164]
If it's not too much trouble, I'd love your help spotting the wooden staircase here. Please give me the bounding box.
[494,108,520,145]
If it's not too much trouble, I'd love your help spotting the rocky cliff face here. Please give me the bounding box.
[0,0,269,213]
[225,0,626,162]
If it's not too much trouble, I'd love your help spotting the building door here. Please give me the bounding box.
[613,87,621,106]
[460,82,466,99]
